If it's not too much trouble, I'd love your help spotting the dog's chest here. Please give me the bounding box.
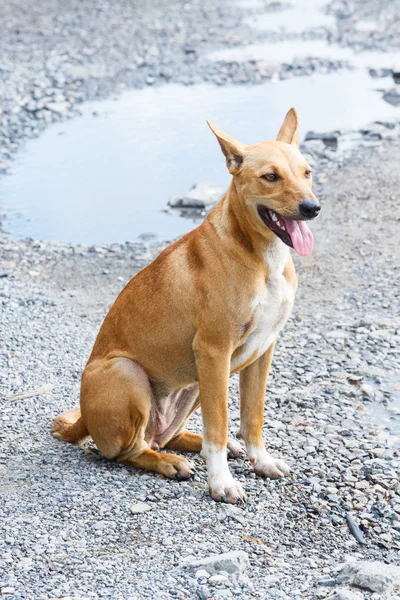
[232,245,295,370]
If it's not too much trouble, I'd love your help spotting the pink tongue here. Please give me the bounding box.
[282,218,314,256]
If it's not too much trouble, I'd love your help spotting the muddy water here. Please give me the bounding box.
[1,70,399,244]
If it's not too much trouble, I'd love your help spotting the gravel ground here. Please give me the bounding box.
[1,0,400,598]
[328,0,400,51]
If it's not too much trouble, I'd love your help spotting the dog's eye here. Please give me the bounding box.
[305,169,312,178]
[261,173,278,182]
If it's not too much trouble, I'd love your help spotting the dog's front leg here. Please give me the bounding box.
[239,343,290,479]
[194,338,246,504]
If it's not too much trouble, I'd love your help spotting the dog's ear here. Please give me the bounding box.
[276,108,299,146]
[207,121,246,174]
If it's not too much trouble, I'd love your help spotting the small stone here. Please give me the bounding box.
[354,481,369,490]
[45,101,69,114]
[197,585,211,600]
[327,494,341,503]
[220,504,246,525]
[130,502,152,514]
[329,588,363,600]
[208,574,230,586]
[360,384,375,397]
[195,569,210,579]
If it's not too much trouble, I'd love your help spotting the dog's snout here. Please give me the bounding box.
[299,200,320,219]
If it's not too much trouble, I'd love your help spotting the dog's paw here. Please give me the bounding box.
[249,448,290,479]
[227,438,245,459]
[209,475,247,504]
[203,443,247,503]
[159,454,195,480]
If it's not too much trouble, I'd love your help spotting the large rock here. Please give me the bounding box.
[179,550,249,576]
[339,561,400,594]
[383,88,400,107]
[304,130,339,150]
[301,138,327,157]
[168,182,224,209]
[361,121,397,140]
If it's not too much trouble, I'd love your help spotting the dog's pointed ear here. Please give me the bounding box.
[276,108,299,146]
[207,120,246,174]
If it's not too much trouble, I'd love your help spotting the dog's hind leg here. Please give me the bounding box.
[52,407,89,443]
[79,357,194,479]
[164,431,244,458]
[164,431,203,452]
[120,447,194,479]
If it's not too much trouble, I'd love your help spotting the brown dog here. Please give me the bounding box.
[53,108,320,504]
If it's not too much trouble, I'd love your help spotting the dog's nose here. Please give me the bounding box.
[299,200,321,219]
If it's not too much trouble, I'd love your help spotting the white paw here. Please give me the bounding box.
[227,438,245,458]
[209,473,247,504]
[203,442,247,503]
[248,446,290,479]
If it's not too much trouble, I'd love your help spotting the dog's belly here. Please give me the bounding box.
[231,273,295,372]
[149,384,199,447]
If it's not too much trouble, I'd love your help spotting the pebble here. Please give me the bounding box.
[195,570,210,579]
[328,590,364,600]
[130,502,152,514]
[208,574,231,586]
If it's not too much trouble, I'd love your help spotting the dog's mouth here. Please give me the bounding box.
[257,206,314,256]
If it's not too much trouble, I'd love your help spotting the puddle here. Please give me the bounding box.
[206,39,400,71]
[244,0,335,33]
[1,70,399,244]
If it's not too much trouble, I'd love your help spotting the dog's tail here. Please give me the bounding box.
[52,407,89,443]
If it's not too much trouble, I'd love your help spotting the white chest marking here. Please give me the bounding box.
[231,241,295,370]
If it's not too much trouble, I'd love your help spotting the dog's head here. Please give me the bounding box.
[208,109,320,256]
